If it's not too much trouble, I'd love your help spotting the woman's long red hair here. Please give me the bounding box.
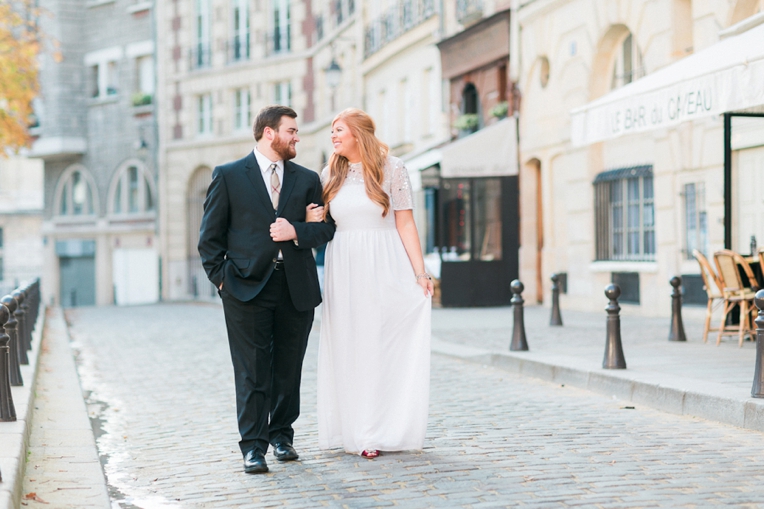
[322,108,390,217]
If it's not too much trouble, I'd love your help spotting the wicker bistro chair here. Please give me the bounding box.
[693,249,725,343]
[713,249,759,346]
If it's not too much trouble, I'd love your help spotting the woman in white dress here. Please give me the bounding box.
[307,108,433,458]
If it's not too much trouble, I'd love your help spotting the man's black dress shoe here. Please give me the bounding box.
[272,442,299,461]
[243,449,268,474]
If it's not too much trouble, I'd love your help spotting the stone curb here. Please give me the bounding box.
[0,309,46,509]
[431,336,764,433]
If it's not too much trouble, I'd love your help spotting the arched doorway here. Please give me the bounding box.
[187,167,214,299]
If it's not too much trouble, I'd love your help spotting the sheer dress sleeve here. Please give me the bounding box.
[390,158,414,211]
[320,166,330,186]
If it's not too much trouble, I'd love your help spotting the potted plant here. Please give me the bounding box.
[489,101,509,119]
[453,113,479,132]
[132,93,153,107]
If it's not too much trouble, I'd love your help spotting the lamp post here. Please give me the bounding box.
[324,58,342,111]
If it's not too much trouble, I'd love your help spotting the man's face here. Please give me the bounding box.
[270,116,299,161]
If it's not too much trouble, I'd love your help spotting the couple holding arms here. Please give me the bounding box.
[198,105,433,474]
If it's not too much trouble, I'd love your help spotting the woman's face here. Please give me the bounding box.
[331,120,360,161]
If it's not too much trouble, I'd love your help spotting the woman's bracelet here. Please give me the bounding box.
[416,273,432,281]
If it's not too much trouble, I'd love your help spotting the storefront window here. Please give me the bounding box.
[441,179,471,261]
[474,178,502,261]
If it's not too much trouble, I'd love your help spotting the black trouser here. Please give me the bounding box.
[220,268,314,456]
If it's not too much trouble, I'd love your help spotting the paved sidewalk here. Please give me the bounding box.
[431,304,764,432]
[20,307,109,508]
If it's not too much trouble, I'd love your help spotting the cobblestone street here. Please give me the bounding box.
[64,303,764,508]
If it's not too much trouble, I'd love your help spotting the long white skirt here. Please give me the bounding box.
[317,226,431,453]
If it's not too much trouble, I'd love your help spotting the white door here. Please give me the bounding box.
[736,145,764,254]
[112,248,159,305]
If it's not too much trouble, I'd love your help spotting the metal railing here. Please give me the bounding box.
[364,0,435,58]
[189,44,212,70]
[265,28,291,57]
[227,35,250,63]
[0,278,41,423]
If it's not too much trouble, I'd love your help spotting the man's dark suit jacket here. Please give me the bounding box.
[198,151,335,310]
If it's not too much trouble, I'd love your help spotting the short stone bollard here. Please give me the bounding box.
[510,280,529,351]
[550,273,563,326]
[12,289,28,365]
[0,302,16,422]
[1,295,22,387]
[668,276,687,342]
[603,284,627,369]
[751,290,764,398]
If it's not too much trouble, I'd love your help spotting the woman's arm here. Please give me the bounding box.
[395,209,433,297]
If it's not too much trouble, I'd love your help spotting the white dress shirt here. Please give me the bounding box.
[253,147,290,257]
[253,146,284,200]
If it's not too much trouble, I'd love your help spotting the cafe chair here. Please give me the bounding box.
[713,249,758,346]
[693,249,724,343]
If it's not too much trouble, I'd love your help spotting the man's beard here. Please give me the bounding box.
[271,135,296,161]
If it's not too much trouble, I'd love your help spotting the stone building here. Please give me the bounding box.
[514,0,764,315]
[32,0,159,307]
[0,157,44,296]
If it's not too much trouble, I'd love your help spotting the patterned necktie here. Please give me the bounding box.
[269,163,280,211]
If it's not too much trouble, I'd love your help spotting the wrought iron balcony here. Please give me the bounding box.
[265,28,291,57]
[364,0,436,58]
[227,35,250,63]
[189,44,211,70]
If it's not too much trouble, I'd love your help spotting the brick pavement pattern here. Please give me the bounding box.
[66,303,764,508]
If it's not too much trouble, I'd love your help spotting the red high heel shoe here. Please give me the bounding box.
[361,449,380,459]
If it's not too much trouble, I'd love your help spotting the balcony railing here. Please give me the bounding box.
[189,44,211,70]
[227,35,250,63]
[364,0,435,58]
[456,0,483,25]
[265,27,291,57]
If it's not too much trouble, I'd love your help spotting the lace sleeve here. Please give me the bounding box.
[390,158,414,211]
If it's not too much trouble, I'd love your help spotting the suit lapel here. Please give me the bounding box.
[244,151,277,217]
[276,161,297,216]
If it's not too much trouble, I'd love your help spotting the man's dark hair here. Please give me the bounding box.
[253,105,298,141]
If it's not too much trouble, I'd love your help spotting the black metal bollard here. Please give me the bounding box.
[668,276,687,342]
[550,273,563,326]
[0,302,16,422]
[20,284,32,352]
[751,290,764,397]
[12,290,28,365]
[510,280,529,351]
[603,284,627,369]
[1,296,22,386]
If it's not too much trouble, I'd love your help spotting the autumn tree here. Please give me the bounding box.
[0,1,42,155]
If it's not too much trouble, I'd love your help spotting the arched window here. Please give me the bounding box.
[611,32,645,90]
[109,161,156,215]
[459,83,481,135]
[56,166,96,217]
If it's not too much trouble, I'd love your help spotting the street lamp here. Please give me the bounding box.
[325,58,342,89]
[324,58,342,111]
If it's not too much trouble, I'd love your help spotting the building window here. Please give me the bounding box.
[90,61,119,98]
[683,182,708,259]
[0,256,3,282]
[594,166,655,261]
[198,94,213,135]
[274,81,291,107]
[234,88,251,132]
[0,227,3,248]
[113,164,155,215]
[230,0,250,62]
[271,0,291,55]
[439,177,504,262]
[195,0,211,68]
[457,82,480,136]
[611,32,645,90]
[133,55,154,106]
[58,169,95,216]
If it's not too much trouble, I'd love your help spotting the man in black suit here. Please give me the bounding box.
[198,105,335,474]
